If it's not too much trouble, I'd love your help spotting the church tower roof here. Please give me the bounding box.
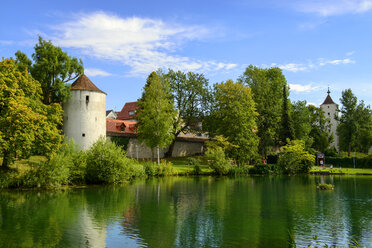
[321,87,335,105]
[70,74,106,94]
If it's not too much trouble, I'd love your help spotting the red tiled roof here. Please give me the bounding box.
[321,95,335,105]
[106,119,137,134]
[71,74,106,94]
[117,102,138,120]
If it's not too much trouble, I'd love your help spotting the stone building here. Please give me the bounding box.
[320,88,339,150]
[63,74,106,150]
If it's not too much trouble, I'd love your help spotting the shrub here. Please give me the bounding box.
[249,163,270,175]
[206,148,231,175]
[143,160,175,177]
[278,140,315,174]
[187,157,200,167]
[326,154,372,168]
[193,165,201,175]
[85,137,134,184]
[228,166,251,175]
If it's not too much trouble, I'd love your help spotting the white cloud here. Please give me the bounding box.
[277,63,308,72]
[84,68,112,77]
[295,0,372,16]
[346,51,355,56]
[51,12,236,76]
[289,83,320,92]
[318,58,355,66]
[273,57,355,72]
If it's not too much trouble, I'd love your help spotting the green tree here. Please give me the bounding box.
[279,83,294,144]
[0,59,63,168]
[307,105,333,152]
[210,80,259,165]
[291,101,312,147]
[354,101,372,153]
[15,36,83,104]
[337,89,358,156]
[161,69,210,156]
[137,72,176,164]
[239,65,287,159]
[337,90,372,155]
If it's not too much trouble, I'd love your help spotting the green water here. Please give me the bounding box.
[0,176,371,247]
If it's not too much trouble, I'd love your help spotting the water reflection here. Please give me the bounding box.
[0,176,371,247]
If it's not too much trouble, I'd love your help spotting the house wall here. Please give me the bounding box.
[63,90,106,150]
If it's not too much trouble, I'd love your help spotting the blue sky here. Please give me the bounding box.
[1,0,372,110]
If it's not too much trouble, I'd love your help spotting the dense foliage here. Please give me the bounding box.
[239,65,287,159]
[0,59,63,168]
[278,140,315,174]
[15,36,83,104]
[209,80,259,165]
[137,72,175,163]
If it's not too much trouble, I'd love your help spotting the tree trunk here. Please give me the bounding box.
[157,146,160,165]
[348,142,351,157]
[1,151,10,169]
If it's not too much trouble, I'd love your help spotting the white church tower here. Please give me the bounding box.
[320,88,339,150]
[63,74,106,150]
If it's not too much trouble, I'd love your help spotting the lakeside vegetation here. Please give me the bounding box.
[1,36,371,189]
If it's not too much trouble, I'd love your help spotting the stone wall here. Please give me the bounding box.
[108,135,205,158]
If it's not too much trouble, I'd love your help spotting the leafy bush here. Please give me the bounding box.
[85,137,135,184]
[326,154,372,168]
[206,148,231,175]
[228,166,251,175]
[143,160,175,177]
[278,140,315,174]
[193,165,201,175]
[187,157,200,167]
[249,163,270,175]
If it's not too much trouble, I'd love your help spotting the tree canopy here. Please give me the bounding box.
[161,69,210,156]
[137,72,176,163]
[210,80,259,165]
[239,65,287,159]
[337,89,372,156]
[0,59,63,168]
[15,36,83,104]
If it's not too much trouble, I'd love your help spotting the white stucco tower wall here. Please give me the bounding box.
[63,74,106,150]
[320,89,339,151]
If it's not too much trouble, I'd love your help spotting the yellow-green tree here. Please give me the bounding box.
[0,59,63,168]
[211,80,259,165]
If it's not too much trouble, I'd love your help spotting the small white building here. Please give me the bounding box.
[63,74,106,150]
[320,88,339,151]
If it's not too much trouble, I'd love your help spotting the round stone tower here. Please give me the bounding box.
[63,74,106,150]
[320,88,339,151]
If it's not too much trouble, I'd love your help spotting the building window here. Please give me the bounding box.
[82,133,85,137]
[86,95,89,103]
[328,112,330,116]
[328,106,329,108]
[129,111,135,116]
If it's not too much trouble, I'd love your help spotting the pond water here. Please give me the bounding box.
[0,176,371,247]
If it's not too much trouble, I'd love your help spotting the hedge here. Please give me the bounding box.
[325,155,372,168]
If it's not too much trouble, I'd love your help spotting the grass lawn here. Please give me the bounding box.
[310,166,372,175]
[162,156,213,175]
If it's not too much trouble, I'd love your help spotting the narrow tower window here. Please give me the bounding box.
[86,95,89,103]
[82,133,85,137]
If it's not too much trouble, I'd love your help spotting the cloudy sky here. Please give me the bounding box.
[1,0,372,110]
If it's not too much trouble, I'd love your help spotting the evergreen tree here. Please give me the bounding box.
[137,72,175,164]
[280,83,294,144]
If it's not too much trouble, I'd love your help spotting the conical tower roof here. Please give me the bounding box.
[321,87,335,105]
[71,74,106,94]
